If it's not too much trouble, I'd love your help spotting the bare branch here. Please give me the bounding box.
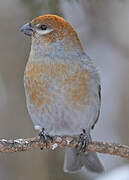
[0,136,129,160]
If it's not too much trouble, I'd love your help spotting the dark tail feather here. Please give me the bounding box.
[64,148,104,173]
[64,148,84,173]
[83,151,104,173]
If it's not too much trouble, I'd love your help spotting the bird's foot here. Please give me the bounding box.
[39,128,53,150]
[76,129,90,154]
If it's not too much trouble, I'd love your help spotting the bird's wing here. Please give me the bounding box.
[91,85,101,129]
[80,54,101,130]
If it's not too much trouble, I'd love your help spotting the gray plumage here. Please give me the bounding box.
[21,14,104,174]
[64,148,104,173]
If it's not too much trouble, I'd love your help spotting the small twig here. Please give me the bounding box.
[0,136,129,160]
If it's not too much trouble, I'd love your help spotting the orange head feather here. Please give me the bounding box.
[30,14,84,51]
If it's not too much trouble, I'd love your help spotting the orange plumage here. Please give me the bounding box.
[25,61,91,109]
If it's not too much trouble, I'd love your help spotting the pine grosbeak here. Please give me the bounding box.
[21,14,103,173]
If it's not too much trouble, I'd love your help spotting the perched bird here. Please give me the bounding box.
[21,14,104,173]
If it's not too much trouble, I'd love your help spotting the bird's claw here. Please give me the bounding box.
[39,128,53,150]
[76,129,90,153]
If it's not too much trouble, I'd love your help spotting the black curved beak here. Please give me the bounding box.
[20,23,33,36]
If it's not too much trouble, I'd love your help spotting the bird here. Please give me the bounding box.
[20,14,104,173]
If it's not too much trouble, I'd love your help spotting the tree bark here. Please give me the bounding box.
[0,136,129,160]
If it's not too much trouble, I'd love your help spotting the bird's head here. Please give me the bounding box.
[21,15,84,58]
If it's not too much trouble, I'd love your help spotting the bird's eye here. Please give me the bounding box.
[40,25,47,30]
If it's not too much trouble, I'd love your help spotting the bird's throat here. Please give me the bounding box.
[29,37,84,61]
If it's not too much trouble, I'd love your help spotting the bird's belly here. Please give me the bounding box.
[25,95,98,136]
[24,61,99,136]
